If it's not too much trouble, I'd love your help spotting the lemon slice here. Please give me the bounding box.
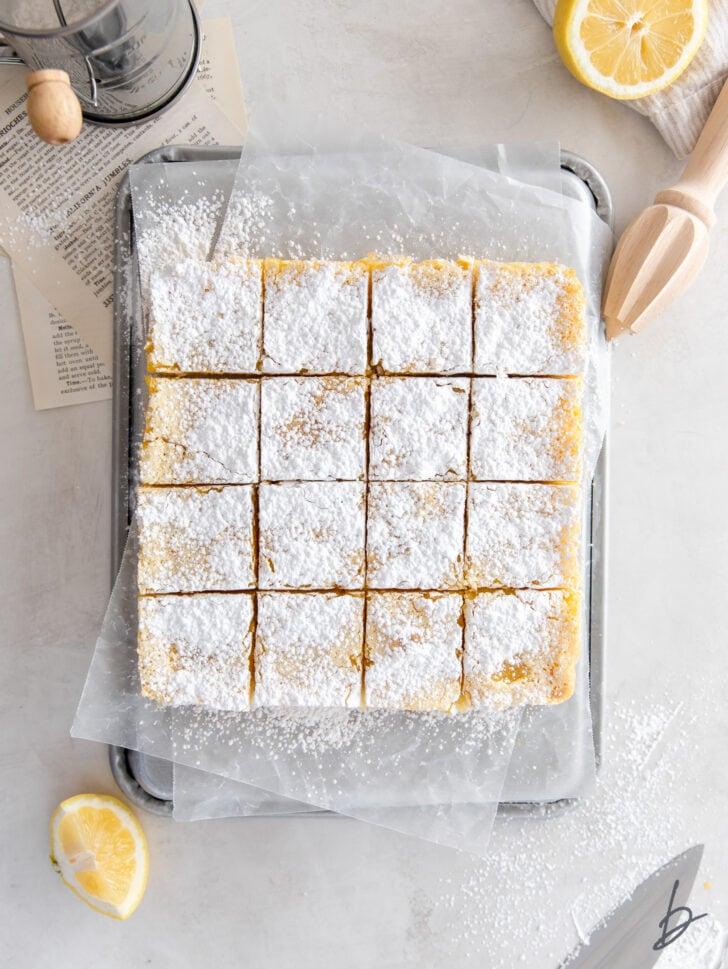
[554,0,709,100]
[50,794,149,920]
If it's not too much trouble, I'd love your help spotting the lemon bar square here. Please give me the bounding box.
[365,592,463,711]
[138,593,254,710]
[261,376,366,481]
[367,482,465,589]
[474,261,586,375]
[470,377,582,482]
[369,376,469,480]
[466,483,581,588]
[137,485,255,594]
[371,259,473,373]
[254,592,364,708]
[147,257,262,374]
[259,482,366,589]
[140,377,259,485]
[463,589,580,709]
[262,259,368,374]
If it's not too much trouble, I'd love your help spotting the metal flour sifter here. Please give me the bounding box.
[0,0,201,143]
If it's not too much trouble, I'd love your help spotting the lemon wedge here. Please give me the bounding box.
[50,794,149,920]
[554,0,708,100]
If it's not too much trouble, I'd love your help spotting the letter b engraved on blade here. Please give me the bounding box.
[652,878,707,951]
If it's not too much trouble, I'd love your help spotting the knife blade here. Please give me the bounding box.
[558,845,705,969]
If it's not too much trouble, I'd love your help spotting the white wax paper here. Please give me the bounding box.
[73,141,613,854]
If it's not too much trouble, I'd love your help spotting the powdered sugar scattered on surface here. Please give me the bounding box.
[137,485,255,593]
[147,257,262,374]
[470,377,582,482]
[370,377,469,480]
[466,483,580,588]
[6,205,66,248]
[168,701,520,803]
[430,696,722,967]
[215,189,278,258]
[254,592,363,708]
[261,376,366,480]
[657,915,727,968]
[134,193,226,294]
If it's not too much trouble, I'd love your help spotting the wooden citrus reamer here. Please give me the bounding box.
[603,76,728,340]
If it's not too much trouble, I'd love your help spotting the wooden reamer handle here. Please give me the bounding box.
[656,77,728,226]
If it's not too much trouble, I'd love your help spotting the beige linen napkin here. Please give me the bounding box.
[533,0,728,157]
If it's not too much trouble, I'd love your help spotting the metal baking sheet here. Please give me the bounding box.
[109,144,612,819]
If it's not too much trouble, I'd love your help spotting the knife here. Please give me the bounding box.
[557,845,705,968]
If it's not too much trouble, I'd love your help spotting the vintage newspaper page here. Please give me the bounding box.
[0,18,246,410]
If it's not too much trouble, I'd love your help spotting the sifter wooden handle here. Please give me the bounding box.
[26,70,83,146]
[656,76,728,226]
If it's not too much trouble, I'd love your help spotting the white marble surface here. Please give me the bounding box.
[2,1,727,966]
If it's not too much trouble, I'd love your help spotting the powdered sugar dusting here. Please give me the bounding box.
[140,377,259,485]
[431,697,722,967]
[464,589,580,709]
[470,377,583,482]
[370,377,469,480]
[367,482,466,589]
[263,260,368,374]
[258,482,366,589]
[366,592,462,711]
[137,485,255,593]
[135,193,226,294]
[255,592,363,709]
[261,376,366,480]
[138,593,253,710]
[372,260,472,373]
[147,257,262,374]
[475,261,587,375]
[466,483,581,588]
[135,253,587,715]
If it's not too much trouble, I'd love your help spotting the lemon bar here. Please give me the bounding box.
[470,377,583,482]
[137,485,255,594]
[147,257,262,374]
[365,592,463,711]
[262,259,368,374]
[138,593,254,710]
[258,482,366,589]
[367,482,465,589]
[466,483,581,588]
[261,376,366,480]
[140,377,259,485]
[463,589,580,709]
[474,261,586,375]
[254,592,364,708]
[369,376,469,480]
[371,259,473,373]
